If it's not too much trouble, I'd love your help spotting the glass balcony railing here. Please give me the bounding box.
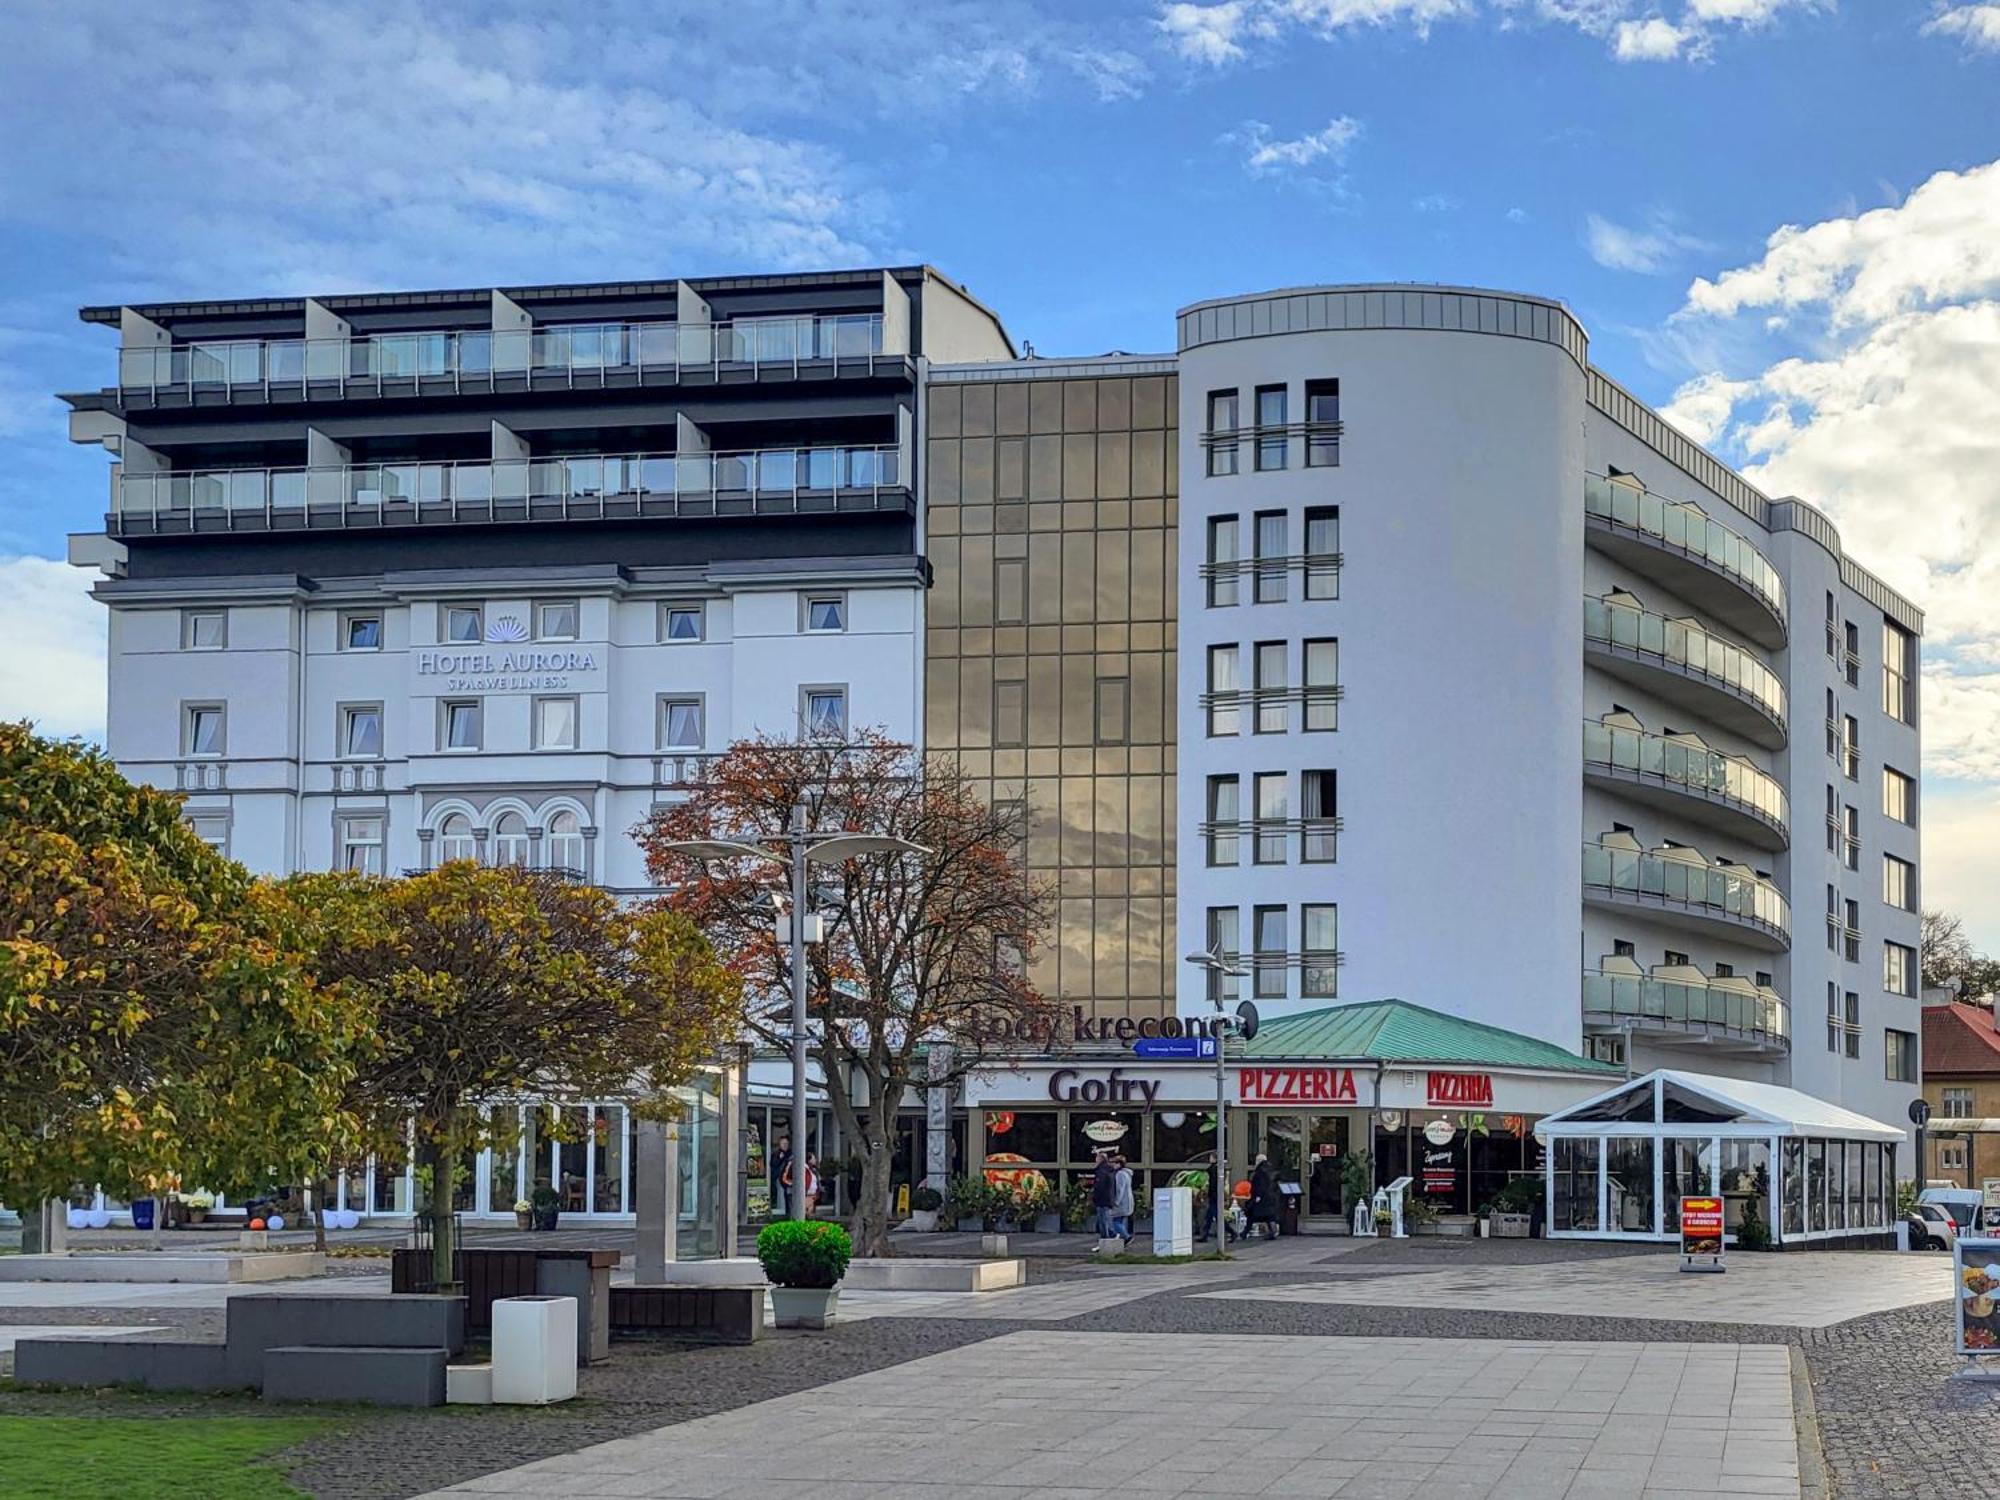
[113,445,903,518]
[1582,841,1790,939]
[1585,474,1785,626]
[1584,594,1786,730]
[1582,719,1788,833]
[115,314,887,392]
[1583,970,1790,1047]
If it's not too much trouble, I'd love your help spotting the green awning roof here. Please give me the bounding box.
[1236,998,1621,1074]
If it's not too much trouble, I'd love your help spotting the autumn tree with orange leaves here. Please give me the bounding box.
[640,732,1058,1256]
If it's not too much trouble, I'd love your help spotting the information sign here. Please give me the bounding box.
[1954,1236,2000,1357]
[1132,1036,1217,1060]
[1679,1196,1724,1273]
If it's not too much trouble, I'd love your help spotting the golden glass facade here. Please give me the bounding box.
[925,370,1178,1023]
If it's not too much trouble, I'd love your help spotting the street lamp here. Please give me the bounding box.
[659,803,928,1221]
[1184,940,1250,1242]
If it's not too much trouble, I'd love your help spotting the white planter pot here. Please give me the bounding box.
[980,1232,1010,1257]
[908,1209,938,1233]
[770,1286,840,1329]
[492,1295,579,1405]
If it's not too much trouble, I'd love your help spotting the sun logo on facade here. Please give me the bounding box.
[486,615,529,643]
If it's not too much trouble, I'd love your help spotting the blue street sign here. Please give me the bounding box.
[1132,1036,1217,1061]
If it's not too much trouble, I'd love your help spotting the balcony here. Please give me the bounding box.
[1201,420,1343,476]
[1201,816,1343,865]
[1582,836,1790,950]
[1200,550,1343,605]
[1583,713,1788,850]
[1583,964,1790,1056]
[108,444,907,536]
[1583,591,1787,749]
[1584,474,1786,648]
[112,314,891,406]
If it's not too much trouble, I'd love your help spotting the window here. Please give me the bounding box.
[1302,769,1337,862]
[341,704,383,758]
[1843,804,1860,870]
[1206,390,1240,476]
[1826,689,1839,761]
[804,687,847,737]
[1825,591,1838,659]
[1254,641,1286,733]
[343,613,383,651]
[1713,963,1735,979]
[1883,854,1915,913]
[534,695,578,750]
[338,815,384,876]
[184,703,225,756]
[437,813,476,863]
[1942,1141,1969,1172]
[1825,784,1839,854]
[1664,949,1691,968]
[1254,511,1287,603]
[441,699,481,750]
[1886,1028,1917,1083]
[1303,638,1338,731]
[1884,766,1914,825]
[660,603,704,642]
[490,812,531,867]
[1845,900,1861,963]
[1206,645,1241,736]
[805,595,846,633]
[186,813,229,855]
[995,558,1026,625]
[1944,1087,1975,1118]
[1253,905,1287,999]
[1254,385,1288,470]
[1304,507,1339,599]
[1304,379,1340,467]
[546,810,585,875]
[994,679,1026,747]
[1302,904,1338,997]
[659,697,704,749]
[1613,939,1636,959]
[1843,715,1859,780]
[1206,775,1240,867]
[182,609,226,650]
[536,600,579,641]
[1885,941,1916,997]
[1205,907,1241,1000]
[1883,620,1915,724]
[1825,883,1839,954]
[1825,984,1840,1054]
[1254,772,1287,865]
[445,605,483,643]
[1845,992,1861,1059]
[1844,619,1860,686]
[1205,516,1240,607]
[1094,677,1128,745]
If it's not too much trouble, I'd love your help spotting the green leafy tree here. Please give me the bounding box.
[275,863,740,1289]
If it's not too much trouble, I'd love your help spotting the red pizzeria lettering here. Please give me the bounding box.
[1427,1072,1494,1107]
[1239,1068,1357,1104]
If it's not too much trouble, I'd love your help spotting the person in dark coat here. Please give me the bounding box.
[1248,1154,1278,1240]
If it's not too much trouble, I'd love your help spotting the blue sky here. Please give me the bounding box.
[1,0,1997,941]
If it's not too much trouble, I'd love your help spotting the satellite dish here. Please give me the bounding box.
[1234,1000,1260,1042]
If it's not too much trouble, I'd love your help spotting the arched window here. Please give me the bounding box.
[491,811,531,867]
[437,812,476,864]
[546,809,585,877]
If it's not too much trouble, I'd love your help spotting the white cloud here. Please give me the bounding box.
[1237,117,1363,175]
[1413,192,1461,211]
[1685,0,1822,23]
[1925,787,2000,954]
[1159,0,1266,62]
[1925,5,2000,52]
[1924,662,2000,783]
[1613,17,1698,59]
[1659,371,1757,444]
[0,555,105,741]
[1584,211,1710,273]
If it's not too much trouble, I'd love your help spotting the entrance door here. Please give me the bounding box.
[1307,1115,1348,1220]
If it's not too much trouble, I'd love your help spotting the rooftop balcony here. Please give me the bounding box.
[1583,962,1790,1057]
[1585,473,1786,648]
[1582,835,1790,951]
[1583,713,1788,850]
[108,444,906,536]
[1584,591,1787,750]
[110,314,891,406]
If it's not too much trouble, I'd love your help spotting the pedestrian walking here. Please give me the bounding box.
[1090,1147,1119,1251]
[1111,1154,1136,1250]
[770,1133,792,1218]
[1248,1153,1278,1240]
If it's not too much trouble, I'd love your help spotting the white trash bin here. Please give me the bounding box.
[1153,1186,1194,1257]
[492,1295,579,1405]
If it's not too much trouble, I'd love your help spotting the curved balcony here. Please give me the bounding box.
[1583,716,1788,850]
[1582,839,1790,951]
[1583,967,1790,1057]
[1585,474,1787,648]
[1583,592,1787,750]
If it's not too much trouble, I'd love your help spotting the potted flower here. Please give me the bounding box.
[756,1219,852,1329]
[1488,1178,1539,1238]
[945,1175,985,1232]
[182,1190,215,1225]
[978,1181,1012,1256]
[1403,1197,1441,1236]
[1011,1178,1050,1234]
[513,1198,533,1231]
[530,1184,560,1231]
[1061,1178,1095,1234]
[1373,1205,1393,1238]
[909,1185,944,1233]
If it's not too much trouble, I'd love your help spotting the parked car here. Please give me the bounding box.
[1905,1203,1959,1251]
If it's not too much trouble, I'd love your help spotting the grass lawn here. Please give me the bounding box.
[0,1414,329,1498]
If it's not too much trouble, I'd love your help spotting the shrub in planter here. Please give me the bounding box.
[1735,1198,1773,1252]
[758,1219,853,1329]
[1062,1178,1095,1233]
[944,1175,988,1231]
[1010,1178,1050,1232]
[911,1185,944,1214]
[1403,1197,1441,1235]
[530,1184,560,1231]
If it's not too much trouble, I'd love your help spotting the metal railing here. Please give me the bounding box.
[1582,719,1788,834]
[116,314,887,395]
[1200,551,1343,604]
[1583,970,1789,1046]
[113,444,904,522]
[1583,840,1790,939]
[1200,816,1342,865]
[1585,474,1786,626]
[1584,594,1787,730]
[1201,420,1343,473]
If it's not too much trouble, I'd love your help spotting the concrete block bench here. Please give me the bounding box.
[0,1252,325,1283]
[13,1337,236,1393]
[225,1292,464,1387]
[843,1258,1026,1292]
[609,1285,764,1344]
[262,1345,448,1407]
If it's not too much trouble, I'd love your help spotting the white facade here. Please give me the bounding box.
[1173,285,1924,1138]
